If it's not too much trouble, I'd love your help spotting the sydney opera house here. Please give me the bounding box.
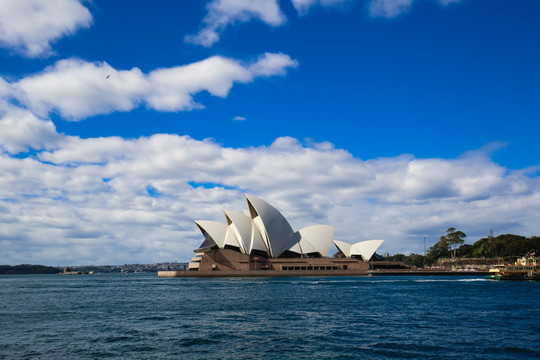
[165,194,385,276]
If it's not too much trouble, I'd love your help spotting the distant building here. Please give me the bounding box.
[187,194,384,273]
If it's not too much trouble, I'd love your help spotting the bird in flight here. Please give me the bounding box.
[106,75,110,79]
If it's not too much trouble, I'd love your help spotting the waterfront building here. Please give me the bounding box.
[185,194,384,273]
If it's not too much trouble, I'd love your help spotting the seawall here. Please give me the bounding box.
[158,269,489,278]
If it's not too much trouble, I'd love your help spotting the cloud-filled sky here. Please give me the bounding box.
[1,0,539,265]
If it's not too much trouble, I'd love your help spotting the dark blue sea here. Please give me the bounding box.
[0,274,538,359]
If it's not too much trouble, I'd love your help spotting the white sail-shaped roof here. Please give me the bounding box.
[195,220,240,250]
[224,210,248,254]
[333,239,384,261]
[195,220,226,249]
[289,225,335,257]
[353,240,384,261]
[224,210,267,254]
[333,240,353,257]
[244,194,298,258]
[195,194,383,260]
[289,237,317,255]
[196,231,218,250]
[241,207,269,253]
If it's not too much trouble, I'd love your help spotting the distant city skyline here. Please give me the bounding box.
[0,0,539,265]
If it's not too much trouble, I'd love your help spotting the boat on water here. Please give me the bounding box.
[488,254,540,280]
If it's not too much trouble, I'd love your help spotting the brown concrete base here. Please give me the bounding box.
[158,269,371,277]
[158,269,489,278]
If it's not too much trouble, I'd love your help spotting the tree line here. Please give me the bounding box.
[385,228,539,267]
[0,264,61,275]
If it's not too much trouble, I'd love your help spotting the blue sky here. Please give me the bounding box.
[0,0,539,265]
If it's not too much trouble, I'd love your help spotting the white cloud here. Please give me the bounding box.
[0,106,62,154]
[185,0,286,47]
[233,116,246,121]
[249,52,300,77]
[14,59,147,119]
[368,0,461,18]
[1,122,539,265]
[0,77,10,97]
[0,0,92,57]
[8,53,298,120]
[146,56,251,112]
[291,0,349,15]
[186,0,464,47]
[0,78,63,153]
[291,0,319,14]
[368,0,414,18]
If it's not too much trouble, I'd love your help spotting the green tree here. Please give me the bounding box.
[423,233,538,265]
[407,253,426,268]
[385,253,426,267]
[386,254,406,263]
[425,239,450,265]
[0,264,60,275]
[442,227,466,259]
[457,244,475,258]
[424,227,467,265]
[463,234,538,259]
[471,237,488,257]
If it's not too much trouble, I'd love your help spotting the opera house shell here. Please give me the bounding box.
[184,194,385,275]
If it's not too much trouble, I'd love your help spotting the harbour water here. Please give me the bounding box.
[0,273,538,359]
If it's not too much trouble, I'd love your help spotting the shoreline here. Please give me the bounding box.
[158,269,490,278]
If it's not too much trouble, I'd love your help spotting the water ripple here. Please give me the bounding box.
[0,273,538,359]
